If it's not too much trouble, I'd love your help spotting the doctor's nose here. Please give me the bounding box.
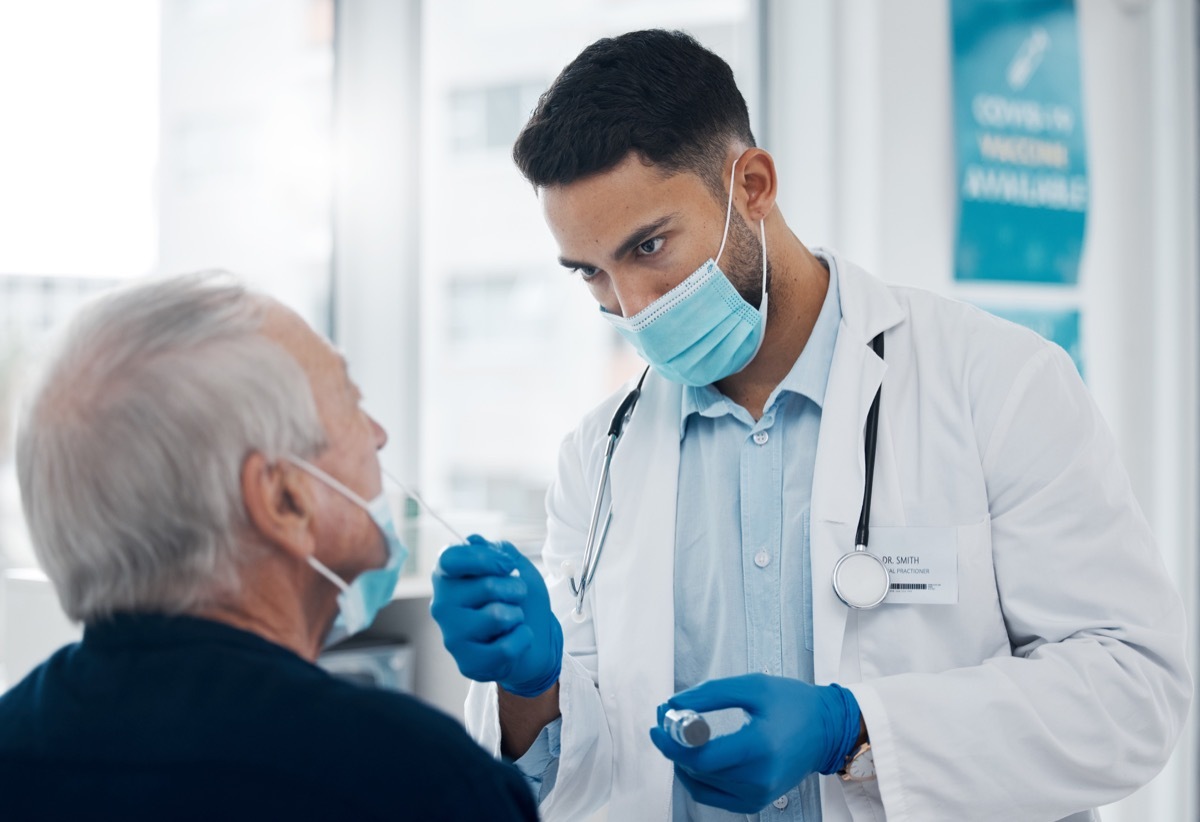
[609,277,667,320]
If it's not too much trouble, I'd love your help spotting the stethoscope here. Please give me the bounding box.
[568,332,891,619]
[568,365,651,622]
[830,332,891,609]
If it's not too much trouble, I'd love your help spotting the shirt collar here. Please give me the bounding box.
[680,252,843,438]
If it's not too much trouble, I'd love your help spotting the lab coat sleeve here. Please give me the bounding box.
[848,344,1192,822]
[464,421,615,821]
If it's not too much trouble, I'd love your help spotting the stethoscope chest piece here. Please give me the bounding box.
[832,547,890,609]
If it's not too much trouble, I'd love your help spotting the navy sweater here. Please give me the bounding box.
[0,613,538,821]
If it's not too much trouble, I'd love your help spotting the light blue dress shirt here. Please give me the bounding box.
[671,258,839,821]
[516,258,842,821]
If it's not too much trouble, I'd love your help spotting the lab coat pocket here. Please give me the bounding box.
[856,517,1007,679]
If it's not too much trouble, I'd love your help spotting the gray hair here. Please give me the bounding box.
[15,272,328,622]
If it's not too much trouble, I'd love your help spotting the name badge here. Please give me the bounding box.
[870,526,958,605]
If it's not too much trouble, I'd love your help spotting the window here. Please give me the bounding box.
[0,0,759,603]
[448,82,545,154]
[0,0,335,571]
[415,0,762,547]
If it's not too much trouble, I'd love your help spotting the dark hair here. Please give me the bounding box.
[512,29,755,197]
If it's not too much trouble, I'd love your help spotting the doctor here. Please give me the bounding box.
[430,29,1191,821]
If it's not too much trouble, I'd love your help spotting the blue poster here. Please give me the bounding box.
[952,0,1088,283]
[980,304,1084,378]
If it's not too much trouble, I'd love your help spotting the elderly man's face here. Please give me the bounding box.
[261,301,389,576]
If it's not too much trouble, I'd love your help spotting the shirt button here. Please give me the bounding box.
[773,795,789,810]
[754,550,770,568]
[753,430,769,445]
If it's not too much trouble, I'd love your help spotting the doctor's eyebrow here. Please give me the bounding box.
[557,213,680,271]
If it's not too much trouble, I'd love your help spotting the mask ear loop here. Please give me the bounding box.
[308,556,351,594]
[286,456,371,593]
[714,156,770,312]
[290,457,372,510]
[713,157,739,267]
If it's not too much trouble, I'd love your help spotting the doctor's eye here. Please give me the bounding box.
[636,237,665,257]
[572,266,600,281]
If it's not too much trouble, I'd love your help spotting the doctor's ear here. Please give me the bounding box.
[241,452,318,561]
[732,148,778,223]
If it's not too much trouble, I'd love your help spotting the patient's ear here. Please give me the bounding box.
[241,453,316,561]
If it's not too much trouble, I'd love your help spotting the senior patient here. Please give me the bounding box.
[0,273,538,821]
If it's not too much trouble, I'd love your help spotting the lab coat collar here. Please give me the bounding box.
[813,247,906,351]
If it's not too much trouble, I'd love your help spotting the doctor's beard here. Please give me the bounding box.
[721,211,772,309]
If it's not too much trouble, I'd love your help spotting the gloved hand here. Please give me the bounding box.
[430,534,563,697]
[648,673,861,814]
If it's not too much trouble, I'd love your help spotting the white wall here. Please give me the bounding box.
[768,0,1198,819]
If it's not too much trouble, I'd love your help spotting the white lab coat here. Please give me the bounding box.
[466,251,1191,821]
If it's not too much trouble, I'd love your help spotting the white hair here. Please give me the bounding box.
[15,272,327,622]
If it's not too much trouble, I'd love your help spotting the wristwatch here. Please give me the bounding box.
[839,742,876,782]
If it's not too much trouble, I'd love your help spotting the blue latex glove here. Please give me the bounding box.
[430,534,563,698]
[648,674,861,814]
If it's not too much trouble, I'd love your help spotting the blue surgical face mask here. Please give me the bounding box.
[288,457,409,635]
[601,156,769,387]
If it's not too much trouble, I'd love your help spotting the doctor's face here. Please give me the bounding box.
[543,151,764,318]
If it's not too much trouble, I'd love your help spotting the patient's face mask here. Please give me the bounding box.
[288,457,408,635]
[600,156,769,387]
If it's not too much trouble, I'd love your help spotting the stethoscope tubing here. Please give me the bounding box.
[572,434,617,598]
[855,333,885,551]
[570,367,650,617]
